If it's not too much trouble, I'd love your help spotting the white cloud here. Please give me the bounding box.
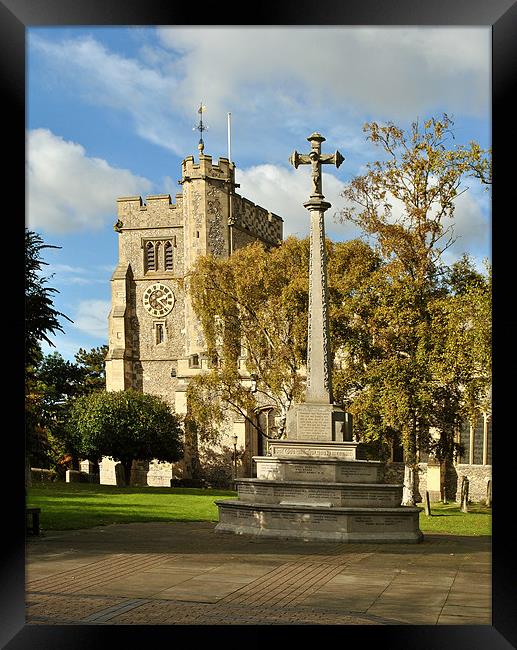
[39,336,85,362]
[29,27,490,166]
[236,164,362,241]
[27,128,152,233]
[45,263,109,286]
[71,299,111,339]
[157,26,490,121]
[30,34,180,151]
[443,184,491,262]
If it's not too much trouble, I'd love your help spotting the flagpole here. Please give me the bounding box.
[227,112,233,255]
[227,112,232,162]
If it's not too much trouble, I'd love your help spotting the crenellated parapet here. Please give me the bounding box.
[116,194,184,231]
[181,154,235,185]
[230,194,283,247]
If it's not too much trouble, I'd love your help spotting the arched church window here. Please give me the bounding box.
[155,322,164,344]
[189,354,200,368]
[165,241,173,270]
[155,241,162,269]
[145,241,156,271]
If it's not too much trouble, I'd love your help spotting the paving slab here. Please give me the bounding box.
[25,521,491,626]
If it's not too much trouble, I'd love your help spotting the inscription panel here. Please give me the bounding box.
[338,465,379,482]
[271,445,355,459]
[216,502,422,541]
[351,514,413,532]
[286,463,329,482]
[294,406,332,441]
[256,462,281,480]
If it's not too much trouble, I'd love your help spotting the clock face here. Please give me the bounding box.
[142,283,175,317]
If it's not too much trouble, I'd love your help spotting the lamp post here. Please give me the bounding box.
[232,434,238,485]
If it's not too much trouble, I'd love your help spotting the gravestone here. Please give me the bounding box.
[215,133,422,542]
[460,476,470,513]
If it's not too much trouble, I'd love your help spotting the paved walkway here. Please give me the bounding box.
[26,522,491,626]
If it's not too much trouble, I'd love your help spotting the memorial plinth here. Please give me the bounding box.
[215,133,422,543]
[215,501,421,543]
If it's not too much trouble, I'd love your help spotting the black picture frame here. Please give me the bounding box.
[5,0,515,647]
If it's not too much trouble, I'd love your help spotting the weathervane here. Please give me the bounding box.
[193,102,208,154]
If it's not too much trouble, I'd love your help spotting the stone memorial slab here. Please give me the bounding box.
[296,404,332,440]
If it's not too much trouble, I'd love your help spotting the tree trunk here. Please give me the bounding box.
[402,464,416,506]
[184,417,202,480]
[121,459,133,486]
[25,457,32,489]
[402,423,418,506]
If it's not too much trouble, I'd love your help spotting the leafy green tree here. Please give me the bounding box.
[29,351,86,471]
[27,346,109,473]
[25,229,72,368]
[68,389,183,485]
[25,230,72,480]
[74,345,108,392]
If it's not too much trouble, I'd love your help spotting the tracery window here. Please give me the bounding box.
[155,241,161,269]
[145,241,156,271]
[144,238,175,273]
[164,241,173,270]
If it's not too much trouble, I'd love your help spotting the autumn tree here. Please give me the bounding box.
[186,236,382,457]
[335,115,491,502]
[427,256,491,462]
[187,237,310,449]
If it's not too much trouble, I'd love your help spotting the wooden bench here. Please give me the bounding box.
[26,507,41,535]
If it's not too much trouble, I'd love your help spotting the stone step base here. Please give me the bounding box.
[254,456,384,484]
[236,478,403,508]
[215,500,423,544]
[268,439,358,460]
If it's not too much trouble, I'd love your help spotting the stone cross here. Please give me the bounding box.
[289,133,344,404]
[290,132,344,199]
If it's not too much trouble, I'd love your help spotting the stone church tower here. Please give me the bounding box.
[103,147,283,485]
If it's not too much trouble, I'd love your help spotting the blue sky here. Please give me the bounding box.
[26,26,492,362]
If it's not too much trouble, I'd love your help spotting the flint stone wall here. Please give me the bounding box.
[30,468,58,482]
[454,464,492,503]
[384,461,492,503]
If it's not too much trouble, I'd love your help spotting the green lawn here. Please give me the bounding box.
[418,501,491,536]
[27,482,237,531]
[27,482,491,536]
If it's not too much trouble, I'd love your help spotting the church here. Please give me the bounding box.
[101,136,283,487]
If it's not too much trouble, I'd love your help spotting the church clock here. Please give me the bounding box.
[142,283,175,317]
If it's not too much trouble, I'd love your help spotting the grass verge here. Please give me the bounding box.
[418,501,491,536]
[27,482,491,536]
[27,481,237,530]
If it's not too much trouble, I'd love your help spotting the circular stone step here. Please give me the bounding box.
[214,500,423,543]
[236,478,403,508]
[253,456,384,484]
